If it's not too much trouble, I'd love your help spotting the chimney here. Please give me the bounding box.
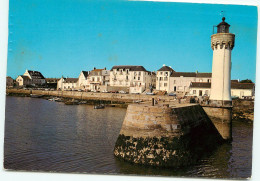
[104,67,106,70]
[94,67,96,70]
[196,70,198,73]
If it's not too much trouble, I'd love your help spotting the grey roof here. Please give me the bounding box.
[196,73,212,78]
[82,71,89,78]
[63,78,78,83]
[171,72,196,77]
[190,82,255,90]
[231,83,255,89]
[45,78,59,83]
[171,72,212,78]
[18,75,31,81]
[190,82,211,88]
[27,70,45,79]
[111,65,147,72]
[157,66,175,72]
[231,80,239,83]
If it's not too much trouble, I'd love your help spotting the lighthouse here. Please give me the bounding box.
[210,17,235,106]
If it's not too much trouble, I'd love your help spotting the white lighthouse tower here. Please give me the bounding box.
[210,17,235,106]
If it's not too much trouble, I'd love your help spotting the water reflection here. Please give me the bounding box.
[4,96,252,178]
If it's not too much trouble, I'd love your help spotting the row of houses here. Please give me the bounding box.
[7,65,255,98]
[57,66,156,94]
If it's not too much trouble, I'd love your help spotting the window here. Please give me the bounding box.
[164,83,167,87]
[126,76,128,80]
[193,90,196,94]
[208,79,210,83]
[174,80,176,84]
[164,77,168,81]
[199,90,202,96]
[160,72,163,75]
[134,76,136,80]
[138,77,140,80]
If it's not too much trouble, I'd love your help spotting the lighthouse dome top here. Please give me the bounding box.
[217,17,230,33]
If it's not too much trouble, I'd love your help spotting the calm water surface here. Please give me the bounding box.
[4,96,253,178]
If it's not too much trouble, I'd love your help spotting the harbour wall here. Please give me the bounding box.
[114,104,224,167]
[6,89,179,103]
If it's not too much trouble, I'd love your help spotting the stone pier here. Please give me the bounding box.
[203,105,232,141]
[114,103,224,167]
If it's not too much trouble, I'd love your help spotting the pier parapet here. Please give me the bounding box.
[114,103,224,167]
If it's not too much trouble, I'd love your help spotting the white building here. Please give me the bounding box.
[156,65,211,94]
[156,65,175,92]
[169,72,211,93]
[110,65,156,93]
[189,82,255,99]
[57,77,78,91]
[16,76,31,86]
[77,71,90,91]
[88,67,110,92]
[16,69,45,87]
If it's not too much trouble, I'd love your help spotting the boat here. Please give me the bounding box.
[48,97,62,102]
[133,100,142,103]
[64,99,79,105]
[94,104,105,109]
[79,101,87,104]
[30,94,44,98]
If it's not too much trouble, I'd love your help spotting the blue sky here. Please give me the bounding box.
[7,0,258,82]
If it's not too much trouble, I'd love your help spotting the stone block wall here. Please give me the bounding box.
[114,104,224,167]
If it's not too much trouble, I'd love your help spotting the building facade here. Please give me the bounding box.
[77,71,90,91]
[16,69,45,87]
[23,69,46,86]
[16,75,32,86]
[57,77,78,90]
[88,67,110,92]
[156,65,175,92]
[189,82,254,99]
[110,65,156,93]
[169,72,211,94]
